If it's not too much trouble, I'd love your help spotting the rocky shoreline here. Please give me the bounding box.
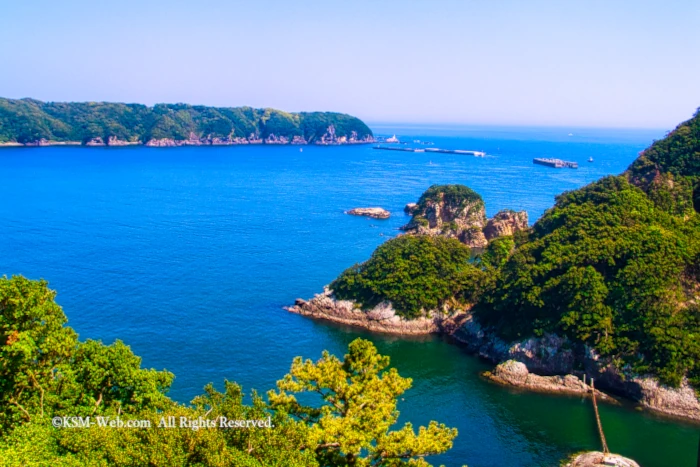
[0,137,376,148]
[286,289,700,423]
[285,288,467,335]
[0,126,376,149]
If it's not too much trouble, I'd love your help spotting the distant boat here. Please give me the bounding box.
[386,135,399,143]
[588,157,593,162]
[568,133,574,136]
[300,148,303,152]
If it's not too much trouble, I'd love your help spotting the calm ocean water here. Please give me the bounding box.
[1,124,697,467]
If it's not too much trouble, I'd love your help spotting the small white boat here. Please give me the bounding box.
[588,157,593,162]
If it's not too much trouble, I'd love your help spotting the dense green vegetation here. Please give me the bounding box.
[332,109,700,390]
[331,236,486,319]
[476,175,700,387]
[0,98,373,144]
[0,276,455,466]
[415,185,483,211]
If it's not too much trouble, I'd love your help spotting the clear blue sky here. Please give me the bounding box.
[2,0,699,128]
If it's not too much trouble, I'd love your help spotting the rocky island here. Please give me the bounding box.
[288,109,700,423]
[0,97,374,147]
[346,207,391,219]
[400,184,528,248]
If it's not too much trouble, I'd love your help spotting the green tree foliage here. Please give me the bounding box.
[0,276,173,433]
[267,338,458,467]
[0,276,455,466]
[415,185,483,213]
[628,108,700,181]
[0,98,373,144]
[331,236,485,319]
[628,108,700,215]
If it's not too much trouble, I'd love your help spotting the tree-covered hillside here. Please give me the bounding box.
[0,98,374,144]
[331,236,486,319]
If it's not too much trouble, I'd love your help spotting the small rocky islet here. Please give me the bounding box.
[346,207,391,219]
[288,110,700,428]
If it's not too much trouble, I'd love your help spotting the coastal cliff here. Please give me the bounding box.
[401,185,528,248]
[0,97,374,147]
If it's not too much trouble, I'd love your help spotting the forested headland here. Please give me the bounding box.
[0,98,374,146]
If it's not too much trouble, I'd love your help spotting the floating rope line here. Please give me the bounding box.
[590,378,610,455]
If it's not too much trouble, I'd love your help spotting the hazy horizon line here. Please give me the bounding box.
[2,94,685,133]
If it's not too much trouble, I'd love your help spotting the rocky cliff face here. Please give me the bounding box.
[401,185,489,248]
[483,210,528,240]
[401,185,528,248]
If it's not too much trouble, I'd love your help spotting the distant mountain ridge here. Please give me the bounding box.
[0,97,374,146]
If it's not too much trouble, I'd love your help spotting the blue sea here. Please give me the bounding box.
[2,123,697,467]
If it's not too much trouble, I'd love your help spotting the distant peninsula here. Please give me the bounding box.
[0,97,374,147]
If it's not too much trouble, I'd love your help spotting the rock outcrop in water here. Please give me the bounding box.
[484,360,611,400]
[401,185,528,248]
[347,208,391,219]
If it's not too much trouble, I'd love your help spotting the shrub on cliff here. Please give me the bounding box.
[330,235,485,319]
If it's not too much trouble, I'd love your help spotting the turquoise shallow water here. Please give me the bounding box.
[1,124,697,466]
